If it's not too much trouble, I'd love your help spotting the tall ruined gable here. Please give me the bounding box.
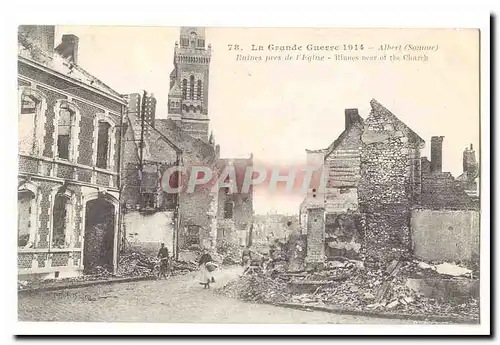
[358,99,425,261]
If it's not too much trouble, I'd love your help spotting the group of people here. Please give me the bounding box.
[157,242,278,288]
[156,243,218,288]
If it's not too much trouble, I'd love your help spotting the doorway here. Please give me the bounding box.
[83,197,115,274]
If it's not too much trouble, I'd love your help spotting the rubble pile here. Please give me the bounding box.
[219,274,291,303]
[117,252,157,277]
[220,257,479,320]
[87,265,114,278]
[291,259,479,319]
[216,239,242,265]
[118,251,200,277]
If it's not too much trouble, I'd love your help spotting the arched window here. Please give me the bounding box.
[189,75,195,100]
[19,89,45,155]
[96,121,111,169]
[52,192,73,249]
[19,95,39,153]
[182,79,187,100]
[18,189,36,249]
[56,102,79,161]
[190,32,196,47]
[197,80,202,100]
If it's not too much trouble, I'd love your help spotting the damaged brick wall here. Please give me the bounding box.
[216,158,254,247]
[325,211,363,259]
[421,137,479,211]
[305,207,326,265]
[421,172,479,210]
[358,100,424,262]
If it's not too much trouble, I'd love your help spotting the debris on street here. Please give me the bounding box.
[216,238,242,265]
[218,257,480,321]
[18,250,203,291]
[434,262,472,277]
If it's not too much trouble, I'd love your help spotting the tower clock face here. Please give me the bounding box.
[190,32,196,40]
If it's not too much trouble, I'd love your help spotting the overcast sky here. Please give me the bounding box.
[55,27,480,215]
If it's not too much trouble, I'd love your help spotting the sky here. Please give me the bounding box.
[55,27,480,215]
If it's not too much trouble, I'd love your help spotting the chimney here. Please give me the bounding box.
[345,109,359,130]
[55,34,79,64]
[18,25,55,52]
[463,143,477,174]
[215,144,221,159]
[430,136,444,173]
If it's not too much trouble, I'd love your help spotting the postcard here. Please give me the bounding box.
[15,22,489,336]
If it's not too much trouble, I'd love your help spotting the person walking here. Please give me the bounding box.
[198,249,216,288]
[241,245,252,272]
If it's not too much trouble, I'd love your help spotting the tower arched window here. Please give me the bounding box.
[189,75,195,100]
[197,80,202,100]
[182,79,187,100]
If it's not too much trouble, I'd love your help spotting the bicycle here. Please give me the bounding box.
[153,257,171,280]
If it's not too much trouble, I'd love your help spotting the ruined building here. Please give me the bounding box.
[167,27,253,248]
[121,91,217,258]
[300,108,364,261]
[420,138,479,210]
[17,26,127,279]
[121,27,253,257]
[216,157,254,247]
[301,99,479,265]
[358,100,425,262]
[456,144,480,198]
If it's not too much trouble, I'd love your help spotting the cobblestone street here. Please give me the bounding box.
[19,267,424,324]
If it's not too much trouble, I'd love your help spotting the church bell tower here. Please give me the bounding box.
[167,27,211,142]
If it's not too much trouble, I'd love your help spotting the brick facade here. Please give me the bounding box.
[305,207,326,266]
[18,27,125,279]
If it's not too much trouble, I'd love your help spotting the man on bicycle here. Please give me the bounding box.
[157,243,169,279]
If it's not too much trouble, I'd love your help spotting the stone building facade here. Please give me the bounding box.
[358,99,425,262]
[301,99,480,265]
[17,26,127,279]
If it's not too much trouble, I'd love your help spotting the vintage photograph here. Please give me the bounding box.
[16,25,483,328]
